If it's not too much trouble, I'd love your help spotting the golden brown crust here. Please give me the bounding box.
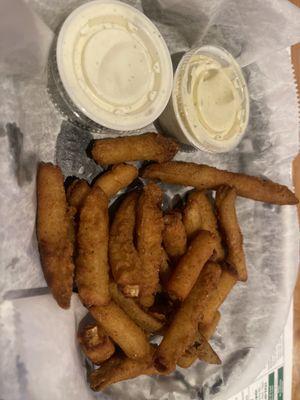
[216,186,247,281]
[177,333,221,368]
[89,347,167,391]
[36,162,74,309]
[66,179,90,210]
[183,191,224,261]
[166,231,216,301]
[136,183,164,307]
[200,268,237,326]
[154,262,222,372]
[142,162,298,205]
[92,133,179,165]
[76,186,110,307]
[109,192,143,295]
[162,211,187,261]
[177,311,221,368]
[90,302,151,360]
[77,322,115,365]
[109,283,164,333]
[94,163,138,198]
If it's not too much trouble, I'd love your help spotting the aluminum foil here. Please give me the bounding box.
[0,0,299,399]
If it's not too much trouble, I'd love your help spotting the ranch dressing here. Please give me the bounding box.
[56,0,173,131]
[159,46,249,153]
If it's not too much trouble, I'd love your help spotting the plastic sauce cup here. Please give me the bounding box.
[158,45,249,153]
[56,0,173,131]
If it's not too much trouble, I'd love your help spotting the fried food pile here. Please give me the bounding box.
[36,132,298,391]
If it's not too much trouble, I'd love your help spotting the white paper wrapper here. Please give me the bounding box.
[0,0,299,399]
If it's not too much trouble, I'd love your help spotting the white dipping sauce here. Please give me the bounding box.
[56,0,173,130]
[159,46,249,153]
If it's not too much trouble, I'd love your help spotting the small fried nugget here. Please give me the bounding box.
[136,183,165,307]
[154,263,222,372]
[109,192,143,296]
[77,322,115,365]
[92,132,179,165]
[142,162,298,205]
[36,162,74,309]
[109,283,164,333]
[183,191,224,260]
[90,301,151,360]
[166,231,216,301]
[89,347,169,391]
[162,211,187,261]
[76,187,110,307]
[216,186,247,281]
[94,163,138,198]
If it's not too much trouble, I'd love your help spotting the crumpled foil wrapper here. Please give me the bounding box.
[0,0,299,399]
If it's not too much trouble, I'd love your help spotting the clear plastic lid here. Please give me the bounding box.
[56,0,173,131]
[172,45,249,153]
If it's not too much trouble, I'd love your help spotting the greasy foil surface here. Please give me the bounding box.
[0,0,299,399]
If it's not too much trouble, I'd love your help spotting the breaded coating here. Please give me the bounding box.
[142,162,298,205]
[76,187,110,307]
[177,311,221,368]
[177,332,221,368]
[183,190,224,260]
[154,263,222,372]
[66,164,137,212]
[36,162,74,309]
[66,179,90,210]
[94,163,138,199]
[216,186,247,281]
[166,231,216,301]
[109,283,164,333]
[92,132,179,165]
[89,347,169,391]
[77,322,115,365]
[199,311,221,340]
[109,192,143,296]
[162,211,187,261]
[136,183,164,307]
[198,267,237,326]
[90,301,151,360]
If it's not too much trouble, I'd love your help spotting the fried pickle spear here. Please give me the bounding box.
[66,164,138,211]
[94,163,138,198]
[76,187,110,307]
[109,283,164,333]
[77,322,115,365]
[216,187,247,281]
[177,311,221,368]
[109,192,143,297]
[90,302,151,360]
[136,183,165,307]
[66,179,90,210]
[177,333,221,368]
[89,346,170,391]
[92,132,179,165]
[142,162,298,205]
[162,211,187,261]
[183,191,224,260]
[36,162,74,309]
[196,267,237,326]
[166,231,216,301]
[154,263,222,372]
